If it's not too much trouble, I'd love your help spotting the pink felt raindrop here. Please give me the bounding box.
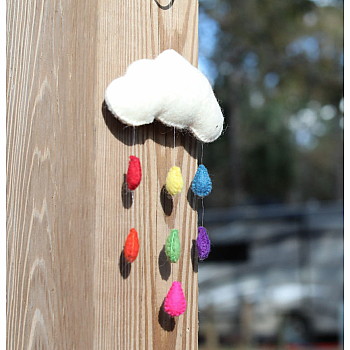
[164,281,187,317]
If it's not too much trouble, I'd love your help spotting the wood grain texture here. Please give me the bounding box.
[7,0,199,349]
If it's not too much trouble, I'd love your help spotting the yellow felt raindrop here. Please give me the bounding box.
[166,166,183,196]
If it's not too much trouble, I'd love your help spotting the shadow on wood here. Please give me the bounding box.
[187,183,197,211]
[191,239,198,273]
[160,185,173,216]
[158,300,175,332]
[119,250,131,279]
[158,245,171,280]
[102,102,198,157]
[121,174,133,209]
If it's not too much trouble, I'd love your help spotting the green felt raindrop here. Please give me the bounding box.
[165,229,181,263]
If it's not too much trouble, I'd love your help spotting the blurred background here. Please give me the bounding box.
[197,0,344,349]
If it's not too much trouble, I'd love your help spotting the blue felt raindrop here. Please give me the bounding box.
[191,164,212,197]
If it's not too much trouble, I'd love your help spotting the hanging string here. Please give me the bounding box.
[201,142,204,226]
[132,126,135,222]
[201,143,204,227]
[170,0,175,225]
[201,142,204,164]
[201,198,204,227]
[173,130,176,231]
[133,126,136,150]
[169,1,176,278]
[169,0,172,49]
[170,0,175,227]
[198,141,211,261]
[173,127,176,166]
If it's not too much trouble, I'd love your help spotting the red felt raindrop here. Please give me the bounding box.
[127,155,142,190]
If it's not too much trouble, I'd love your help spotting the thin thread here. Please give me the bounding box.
[132,191,135,224]
[132,126,135,225]
[173,127,176,166]
[169,3,172,49]
[201,143,204,164]
[170,6,175,282]
[129,126,132,227]
[201,143,204,226]
[173,125,176,227]
[201,142,204,226]
[201,198,204,227]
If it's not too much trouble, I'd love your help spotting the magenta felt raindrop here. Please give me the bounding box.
[164,281,187,317]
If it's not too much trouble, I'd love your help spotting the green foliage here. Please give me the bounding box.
[201,0,343,206]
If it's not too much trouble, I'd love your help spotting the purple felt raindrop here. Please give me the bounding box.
[197,226,210,260]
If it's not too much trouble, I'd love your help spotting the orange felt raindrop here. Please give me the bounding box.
[127,155,142,191]
[124,228,139,263]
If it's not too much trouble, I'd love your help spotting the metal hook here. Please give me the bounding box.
[154,0,175,10]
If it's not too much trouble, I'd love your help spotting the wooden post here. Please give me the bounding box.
[7,0,199,349]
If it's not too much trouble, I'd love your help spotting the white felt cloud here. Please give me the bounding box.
[104,50,224,143]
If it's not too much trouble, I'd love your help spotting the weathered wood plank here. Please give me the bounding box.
[7,0,199,349]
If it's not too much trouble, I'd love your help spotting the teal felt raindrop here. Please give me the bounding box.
[191,164,212,197]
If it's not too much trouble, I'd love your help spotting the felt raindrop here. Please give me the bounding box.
[197,226,211,260]
[127,155,142,191]
[124,228,139,263]
[192,164,212,197]
[165,166,183,196]
[164,281,187,317]
[165,229,181,263]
